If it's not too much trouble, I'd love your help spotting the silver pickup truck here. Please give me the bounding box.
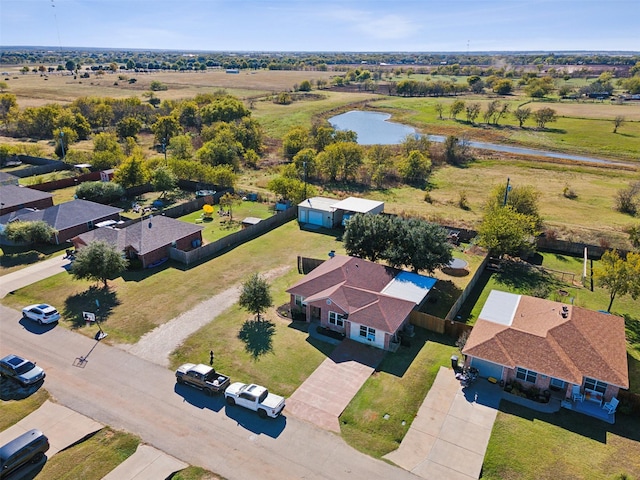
[224,382,285,418]
[175,363,230,396]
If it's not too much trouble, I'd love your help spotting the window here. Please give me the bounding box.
[584,377,607,394]
[359,325,375,341]
[516,367,538,384]
[328,311,344,327]
[550,377,565,389]
[294,295,306,307]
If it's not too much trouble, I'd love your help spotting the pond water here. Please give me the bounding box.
[329,110,631,167]
[328,111,415,145]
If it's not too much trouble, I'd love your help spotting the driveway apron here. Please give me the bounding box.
[384,366,500,480]
[286,339,385,432]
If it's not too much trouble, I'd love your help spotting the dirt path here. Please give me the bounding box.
[118,265,292,366]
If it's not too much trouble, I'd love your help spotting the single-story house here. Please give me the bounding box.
[0,185,54,215]
[0,198,122,244]
[286,254,436,351]
[0,171,19,187]
[462,290,629,406]
[72,215,204,268]
[297,196,384,228]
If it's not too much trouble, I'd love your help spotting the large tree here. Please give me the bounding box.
[71,240,128,289]
[238,273,273,322]
[151,166,177,197]
[533,108,557,129]
[398,150,431,185]
[594,250,640,312]
[513,107,531,128]
[486,183,542,229]
[477,206,538,257]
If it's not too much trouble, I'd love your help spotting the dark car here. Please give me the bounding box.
[0,429,49,479]
[0,355,45,386]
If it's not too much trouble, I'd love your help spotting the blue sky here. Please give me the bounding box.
[1,0,638,52]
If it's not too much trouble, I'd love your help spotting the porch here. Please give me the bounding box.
[561,398,616,424]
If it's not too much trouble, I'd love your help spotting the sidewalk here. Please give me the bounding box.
[0,254,71,298]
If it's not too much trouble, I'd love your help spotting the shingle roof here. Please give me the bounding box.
[287,255,434,333]
[462,291,629,388]
[0,171,19,185]
[74,215,203,256]
[0,185,52,209]
[4,199,122,230]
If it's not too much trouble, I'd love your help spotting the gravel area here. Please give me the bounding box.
[118,265,291,366]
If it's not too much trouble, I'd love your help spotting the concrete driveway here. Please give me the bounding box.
[277,339,384,432]
[384,366,500,480]
[0,254,70,298]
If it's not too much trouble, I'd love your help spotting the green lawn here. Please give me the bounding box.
[0,389,50,431]
[340,330,458,458]
[38,428,139,480]
[482,403,640,480]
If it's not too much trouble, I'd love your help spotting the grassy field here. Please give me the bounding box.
[482,402,640,480]
[340,329,458,458]
[0,389,49,431]
[39,428,139,480]
[1,221,345,344]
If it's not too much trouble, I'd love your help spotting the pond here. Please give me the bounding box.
[328,110,415,145]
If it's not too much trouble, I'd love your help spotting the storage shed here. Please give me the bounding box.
[297,196,384,228]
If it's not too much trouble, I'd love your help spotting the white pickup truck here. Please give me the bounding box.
[224,382,285,418]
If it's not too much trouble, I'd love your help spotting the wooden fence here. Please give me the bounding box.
[169,207,297,266]
[409,311,473,338]
[445,254,490,321]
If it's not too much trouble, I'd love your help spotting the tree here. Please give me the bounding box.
[465,103,481,124]
[219,192,241,221]
[151,166,177,197]
[116,116,142,140]
[484,100,499,124]
[200,96,249,124]
[513,107,531,128]
[594,250,640,312]
[298,80,312,92]
[486,183,542,229]
[524,77,555,98]
[151,115,182,144]
[317,142,363,182]
[0,93,18,131]
[282,126,309,159]
[71,240,128,289]
[493,79,513,95]
[613,115,625,134]
[238,273,273,322]
[65,60,76,73]
[2,221,56,244]
[434,102,444,120]
[75,181,124,203]
[398,150,431,185]
[113,148,149,188]
[533,107,557,129]
[343,214,395,262]
[449,99,465,120]
[478,206,538,257]
[365,144,393,188]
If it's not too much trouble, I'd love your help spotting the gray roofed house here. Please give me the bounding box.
[72,215,204,268]
[0,185,54,215]
[0,199,122,244]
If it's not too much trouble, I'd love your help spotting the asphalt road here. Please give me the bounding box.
[0,304,419,480]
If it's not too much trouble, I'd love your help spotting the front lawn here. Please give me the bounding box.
[0,388,50,431]
[482,402,640,480]
[340,330,458,458]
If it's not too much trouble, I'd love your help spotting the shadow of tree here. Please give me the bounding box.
[238,318,276,359]
[63,286,120,329]
[494,260,561,298]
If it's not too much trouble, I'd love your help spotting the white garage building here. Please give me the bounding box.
[297,196,385,228]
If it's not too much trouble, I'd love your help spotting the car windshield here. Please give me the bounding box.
[44,310,57,316]
[15,362,36,374]
[259,390,268,403]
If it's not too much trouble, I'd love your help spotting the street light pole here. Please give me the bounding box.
[503,177,510,207]
[303,161,308,200]
[59,130,66,160]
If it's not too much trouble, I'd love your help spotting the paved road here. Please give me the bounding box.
[0,304,419,480]
[0,254,70,298]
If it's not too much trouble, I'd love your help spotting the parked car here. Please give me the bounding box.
[0,429,49,479]
[175,363,230,396]
[0,354,45,386]
[224,382,285,418]
[22,304,60,325]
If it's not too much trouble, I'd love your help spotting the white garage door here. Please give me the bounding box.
[308,210,324,226]
[470,358,504,380]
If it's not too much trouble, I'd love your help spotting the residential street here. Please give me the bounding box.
[0,304,419,480]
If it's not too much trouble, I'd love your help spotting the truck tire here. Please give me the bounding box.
[226,396,235,406]
[258,409,267,419]
[204,388,213,396]
[176,377,184,384]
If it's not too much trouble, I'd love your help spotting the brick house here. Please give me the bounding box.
[0,185,53,215]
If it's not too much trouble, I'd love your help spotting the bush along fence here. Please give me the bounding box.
[169,206,297,266]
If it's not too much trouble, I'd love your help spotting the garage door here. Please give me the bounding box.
[469,358,504,380]
[308,210,324,226]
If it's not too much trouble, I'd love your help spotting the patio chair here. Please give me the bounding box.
[572,385,584,402]
[603,397,619,414]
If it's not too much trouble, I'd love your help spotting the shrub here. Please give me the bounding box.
[76,181,124,203]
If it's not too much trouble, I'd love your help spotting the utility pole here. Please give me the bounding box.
[59,130,66,160]
[162,137,167,164]
[503,177,510,207]
[303,161,308,200]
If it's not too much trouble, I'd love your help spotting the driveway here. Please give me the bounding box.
[286,339,385,432]
[384,366,500,480]
[0,254,70,298]
[0,303,418,480]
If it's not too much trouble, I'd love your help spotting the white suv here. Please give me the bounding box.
[22,304,60,325]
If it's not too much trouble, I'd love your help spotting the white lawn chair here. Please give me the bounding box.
[603,397,619,414]
[572,385,584,402]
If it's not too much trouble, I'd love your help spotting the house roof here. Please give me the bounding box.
[2,199,122,231]
[331,197,384,213]
[297,197,337,212]
[0,171,19,185]
[462,291,629,388]
[74,215,203,256]
[0,185,53,209]
[287,255,436,333]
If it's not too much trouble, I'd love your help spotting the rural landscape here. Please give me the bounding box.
[1,39,640,480]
